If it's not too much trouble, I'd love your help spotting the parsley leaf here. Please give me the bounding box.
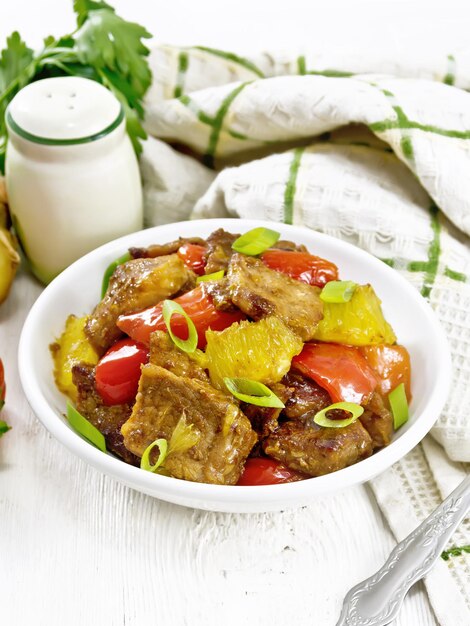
[0,32,35,95]
[0,420,11,437]
[74,8,151,99]
[0,31,36,172]
[73,0,114,27]
[0,2,152,170]
[98,68,147,154]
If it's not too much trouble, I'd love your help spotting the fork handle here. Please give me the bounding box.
[336,474,470,626]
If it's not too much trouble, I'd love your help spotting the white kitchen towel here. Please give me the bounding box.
[371,439,470,625]
[141,45,470,624]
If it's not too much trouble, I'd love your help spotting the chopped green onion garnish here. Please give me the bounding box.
[140,414,200,475]
[162,300,198,353]
[223,377,285,408]
[196,270,225,283]
[314,402,364,428]
[232,227,280,256]
[66,401,106,452]
[389,382,409,430]
[140,438,168,472]
[168,414,200,455]
[101,252,131,298]
[0,420,11,437]
[320,280,357,303]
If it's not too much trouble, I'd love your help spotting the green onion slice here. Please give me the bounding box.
[232,227,280,256]
[389,383,409,430]
[196,270,225,283]
[162,299,198,353]
[320,280,357,303]
[101,252,131,298]
[0,420,11,437]
[140,438,168,473]
[168,414,200,455]
[66,401,107,452]
[314,402,364,428]
[224,377,285,408]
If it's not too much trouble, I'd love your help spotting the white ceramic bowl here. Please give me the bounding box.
[19,219,452,513]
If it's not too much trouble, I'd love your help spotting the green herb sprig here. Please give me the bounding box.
[0,420,11,437]
[0,0,152,171]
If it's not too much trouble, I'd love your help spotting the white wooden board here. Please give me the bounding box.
[0,270,437,625]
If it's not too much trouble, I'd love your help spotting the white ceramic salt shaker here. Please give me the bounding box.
[5,76,143,283]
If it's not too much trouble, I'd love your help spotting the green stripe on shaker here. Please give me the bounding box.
[6,106,124,146]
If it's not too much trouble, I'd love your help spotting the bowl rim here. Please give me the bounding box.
[18,218,452,509]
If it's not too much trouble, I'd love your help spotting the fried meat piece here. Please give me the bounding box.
[204,228,239,274]
[226,253,323,341]
[149,331,209,382]
[264,419,373,476]
[72,363,138,465]
[360,391,394,449]
[242,383,292,440]
[85,255,193,354]
[282,371,331,422]
[272,240,308,252]
[200,279,238,312]
[129,237,206,259]
[121,364,257,485]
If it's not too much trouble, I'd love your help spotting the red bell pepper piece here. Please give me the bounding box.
[292,342,378,404]
[261,249,338,287]
[95,339,149,406]
[177,243,206,276]
[237,458,304,486]
[360,344,411,399]
[117,286,245,349]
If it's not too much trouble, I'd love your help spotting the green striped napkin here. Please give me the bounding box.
[141,45,470,625]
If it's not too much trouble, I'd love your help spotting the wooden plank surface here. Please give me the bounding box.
[0,4,455,621]
[0,270,438,625]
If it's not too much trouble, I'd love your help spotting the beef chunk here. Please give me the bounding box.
[121,364,257,485]
[200,279,237,312]
[226,253,323,341]
[149,331,209,382]
[242,383,292,439]
[72,363,138,465]
[129,237,206,259]
[85,255,193,354]
[273,240,308,252]
[264,419,373,477]
[282,371,331,422]
[360,391,394,449]
[204,229,239,274]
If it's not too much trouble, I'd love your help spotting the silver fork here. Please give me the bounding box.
[336,474,470,626]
